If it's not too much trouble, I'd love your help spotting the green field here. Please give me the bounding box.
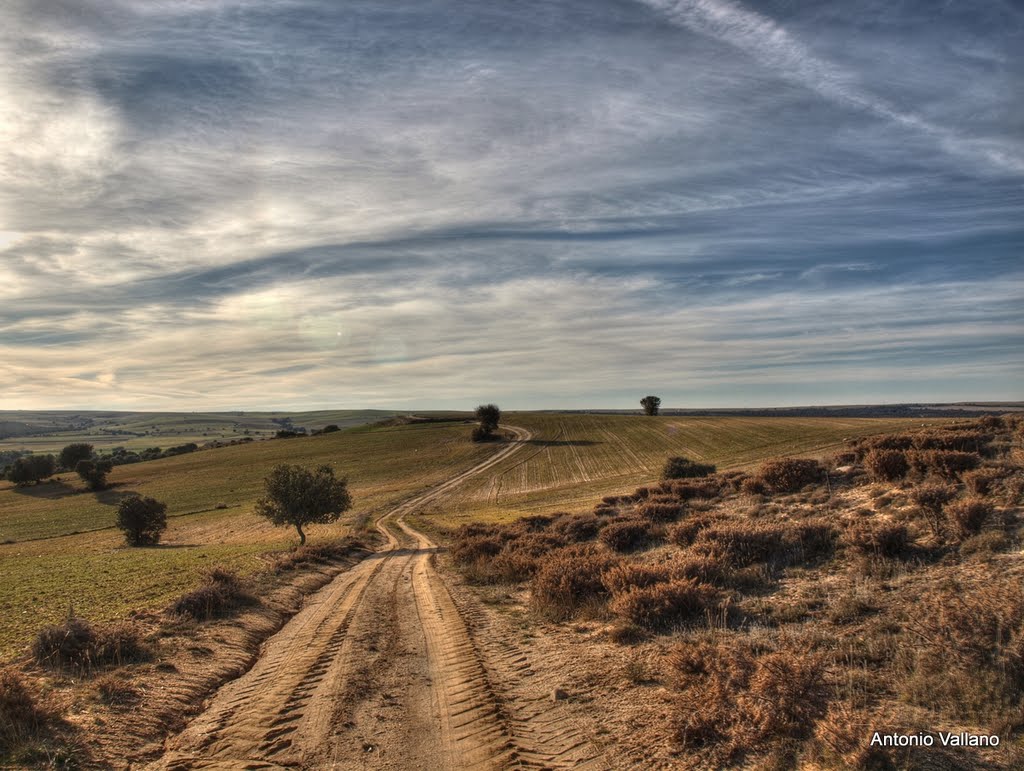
[0,413,942,661]
[423,412,950,529]
[0,419,487,659]
[0,409,403,452]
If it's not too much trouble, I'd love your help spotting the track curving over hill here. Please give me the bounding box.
[152,426,608,770]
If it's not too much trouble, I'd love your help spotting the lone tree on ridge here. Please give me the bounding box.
[640,395,661,416]
[473,404,501,441]
[255,464,352,545]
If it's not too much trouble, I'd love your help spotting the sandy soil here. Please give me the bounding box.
[146,427,615,770]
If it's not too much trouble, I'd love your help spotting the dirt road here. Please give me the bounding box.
[152,427,609,770]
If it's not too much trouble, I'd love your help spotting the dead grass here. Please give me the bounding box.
[170,568,257,620]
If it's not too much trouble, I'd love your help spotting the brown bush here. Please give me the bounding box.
[33,615,96,669]
[912,430,992,453]
[694,520,834,569]
[669,553,729,585]
[843,520,909,558]
[0,668,48,754]
[910,482,956,536]
[666,480,721,500]
[171,568,256,620]
[864,434,914,452]
[906,450,979,479]
[269,538,365,572]
[961,467,1004,496]
[739,477,767,496]
[863,449,908,481]
[450,533,505,566]
[599,519,656,553]
[636,501,684,523]
[92,622,151,666]
[94,673,141,707]
[945,497,993,539]
[667,515,718,547]
[609,579,721,630]
[531,547,620,620]
[601,562,673,594]
[551,513,603,542]
[756,458,823,493]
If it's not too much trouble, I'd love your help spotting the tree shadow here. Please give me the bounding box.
[94,485,140,506]
[9,479,79,499]
[524,439,603,447]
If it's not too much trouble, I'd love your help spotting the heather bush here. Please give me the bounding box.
[694,520,834,569]
[171,568,256,620]
[945,497,993,539]
[665,480,721,500]
[636,501,684,523]
[961,467,1004,496]
[33,615,96,669]
[599,519,655,553]
[910,483,956,536]
[601,562,673,594]
[610,578,721,630]
[843,520,909,558]
[531,547,619,620]
[863,449,908,482]
[906,450,979,480]
[551,513,603,542]
[662,456,717,480]
[667,515,718,547]
[756,458,823,493]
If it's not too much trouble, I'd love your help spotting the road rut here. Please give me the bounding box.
[151,427,608,770]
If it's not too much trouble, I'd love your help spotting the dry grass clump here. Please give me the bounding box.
[756,458,823,493]
[170,568,257,620]
[863,448,908,481]
[962,467,1006,496]
[945,497,993,540]
[600,562,673,594]
[959,529,1012,557]
[0,667,47,754]
[609,579,722,631]
[598,518,658,553]
[662,479,721,500]
[693,519,835,570]
[32,616,151,671]
[667,637,828,762]
[910,482,957,536]
[269,537,366,572]
[666,514,719,547]
[906,449,979,479]
[531,546,619,620]
[842,520,909,558]
[550,512,603,542]
[94,673,142,707]
[898,576,1024,723]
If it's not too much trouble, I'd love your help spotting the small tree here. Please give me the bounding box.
[76,459,113,491]
[116,495,168,546]
[255,464,352,545]
[640,396,661,416]
[8,455,56,485]
[59,443,94,472]
[473,404,502,441]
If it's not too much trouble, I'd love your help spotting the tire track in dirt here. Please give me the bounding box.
[150,426,608,770]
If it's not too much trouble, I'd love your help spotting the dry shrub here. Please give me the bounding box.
[864,434,915,452]
[450,534,504,568]
[959,529,1011,557]
[665,480,721,500]
[906,449,979,479]
[607,622,648,645]
[601,562,673,594]
[900,577,1024,721]
[668,639,828,761]
[661,456,716,480]
[0,667,46,753]
[551,513,603,542]
[756,458,823,493]
[912,429,993,453]
[171,568,256,620]
[598,519,656,553]
[531,546,620,620]
[694,520,834,569]
[669,553,728,585]
[92,622,151,666]
[830,449,859,467]
[33,615,96,669]
[94,673,141,707]
[961,467,1005,496]
[269,537,365,572]
[843,520,909,558]
[739,477,767,496]
[636,501,684,523]
[945,497,993,539]
[667,514,718,547]
[863,449,908,482]
[910,482,956,536]
[610,579,721,630]
[513,515,554,533]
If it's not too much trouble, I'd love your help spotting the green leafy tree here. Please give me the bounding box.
[8,455,56,485]
[59,443,94,471]
[116,495,168,546]
[640,395,661,416]
[76,459,113,491]
[255,464,352,545]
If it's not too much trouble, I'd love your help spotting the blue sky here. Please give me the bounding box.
[1,0,1021,410]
